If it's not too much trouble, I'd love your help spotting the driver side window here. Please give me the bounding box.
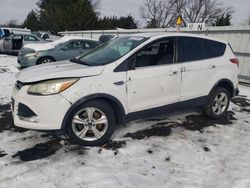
[134,38,175,68]
[64,41,82,50]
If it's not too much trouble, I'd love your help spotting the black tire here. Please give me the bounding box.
[66,100,116,146]
[202,87,231,119]
[37,57,55,65]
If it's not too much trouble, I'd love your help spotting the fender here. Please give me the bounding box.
[208,78,235,98]
[61,93,126,131]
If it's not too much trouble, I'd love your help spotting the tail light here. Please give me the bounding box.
[230,58,239,67]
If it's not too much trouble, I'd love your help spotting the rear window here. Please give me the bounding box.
[3,29,10,36]
[178,37,226,62]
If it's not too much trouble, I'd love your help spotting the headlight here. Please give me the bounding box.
[25,52,38,57]
[28,78,78,95]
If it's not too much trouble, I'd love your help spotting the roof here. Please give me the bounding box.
[130,32,227,44]
[55,36,98,43]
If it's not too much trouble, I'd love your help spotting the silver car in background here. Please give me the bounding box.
[0,34,47,54]
[18,36,99,68]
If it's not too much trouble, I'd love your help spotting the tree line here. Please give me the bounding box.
[22,0,137,31]
[2,0,250,31]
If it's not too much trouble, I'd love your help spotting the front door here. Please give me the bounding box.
[127,37,181,113]
[57,40,84,61]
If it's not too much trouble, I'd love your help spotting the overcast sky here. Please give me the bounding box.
[0,0,249,26]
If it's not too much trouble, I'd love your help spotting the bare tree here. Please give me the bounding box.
[140,0,233,28]
[173,0,233,25]
[242,14,250,25]
[140,0,176,28]
[5,19,19,27]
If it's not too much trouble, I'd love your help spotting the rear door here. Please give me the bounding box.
[178,37,226,101]
[127,37,182,113]
[3,35,15,52]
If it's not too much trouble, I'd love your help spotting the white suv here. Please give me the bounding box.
[11,33,239,146]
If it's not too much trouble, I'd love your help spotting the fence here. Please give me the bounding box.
[61,26,250,84]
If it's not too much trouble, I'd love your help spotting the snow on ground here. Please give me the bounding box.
[0,55,250,188]
[0,55,19,104]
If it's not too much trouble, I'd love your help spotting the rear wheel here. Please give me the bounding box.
[37,57,55,65]
[202,87,230,119]
[66,100,116,146]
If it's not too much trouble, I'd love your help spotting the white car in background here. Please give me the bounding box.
[11,33,239,146]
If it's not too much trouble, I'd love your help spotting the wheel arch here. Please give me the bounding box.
[209,79,235,97]
[61,93,126,131]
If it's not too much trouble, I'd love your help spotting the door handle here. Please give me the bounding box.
[168,71,178,75]
[113,81,125,85]
[209,65,216,69]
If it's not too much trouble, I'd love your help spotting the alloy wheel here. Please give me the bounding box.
[42,58,52,64]
[71,107,108,141]
[212,92,228,115]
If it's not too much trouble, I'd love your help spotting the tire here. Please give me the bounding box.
[202,87,231,119]
[37,57,55,65]
[66,100,116,146]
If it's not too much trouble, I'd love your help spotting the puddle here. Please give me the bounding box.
[179,111,236,132]
[0,150,7,158]
[232,97,250,113]
[102,141,126,150]
[124,123,173,140]
[125,111,236,140]
[232,97,250,108]
[12,139,62,161]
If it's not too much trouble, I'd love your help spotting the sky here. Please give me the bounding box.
[0,0,249,27]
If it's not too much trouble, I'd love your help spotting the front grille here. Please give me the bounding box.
[15,81,24,90]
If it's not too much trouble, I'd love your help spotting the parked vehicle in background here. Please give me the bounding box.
[98,35,116,44]
[0,27,31,38]
[18,36,99,68]
[0,33,47,54]
[33,31,63,41]
[0,28,11,38]
[12,33,239,146]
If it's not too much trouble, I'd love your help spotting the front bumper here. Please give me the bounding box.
[17,55,38,68]
[11,84,72,130]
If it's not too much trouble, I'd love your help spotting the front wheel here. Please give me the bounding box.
[202,87,230,119]
[66,100,116,146]
[37,57,55,65]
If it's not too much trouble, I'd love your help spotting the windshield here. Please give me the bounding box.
[33,32,42,38]
[77,36,148,66]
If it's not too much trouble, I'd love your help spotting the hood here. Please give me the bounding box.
[23,42,55,51]
[16,61,104,83]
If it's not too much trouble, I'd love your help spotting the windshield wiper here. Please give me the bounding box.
[70,58,92,66]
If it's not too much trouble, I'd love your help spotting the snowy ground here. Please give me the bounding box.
[0,54,250,188]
